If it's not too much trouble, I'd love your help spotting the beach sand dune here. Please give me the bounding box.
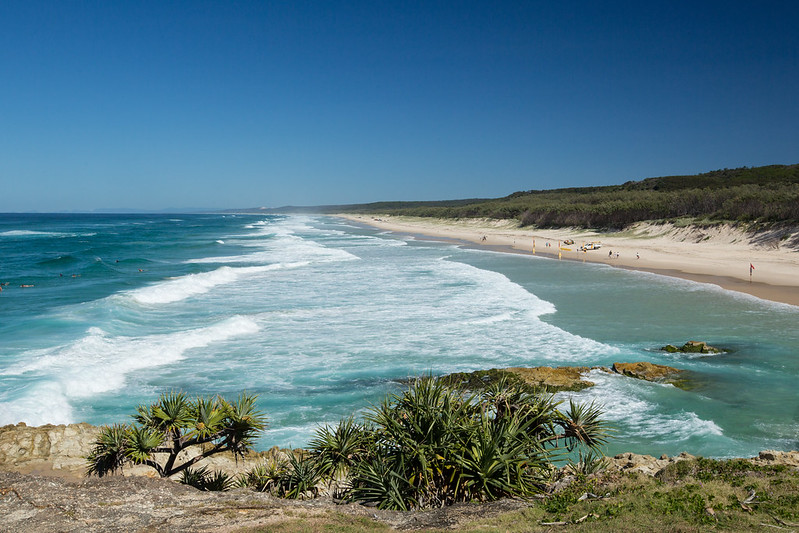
[339,215,799,307]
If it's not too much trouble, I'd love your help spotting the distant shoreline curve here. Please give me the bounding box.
[337,214,799,308]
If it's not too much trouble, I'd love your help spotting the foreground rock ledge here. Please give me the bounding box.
[1,450,797,532]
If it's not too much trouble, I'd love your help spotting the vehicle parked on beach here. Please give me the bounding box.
[579,242,602,251]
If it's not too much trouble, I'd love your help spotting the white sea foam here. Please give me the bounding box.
[0,382,76,426]
[0,230,95,238]
[0,316,259,425]
[128,264,308,305]
[189,233,358,265]
[560,370,723,442]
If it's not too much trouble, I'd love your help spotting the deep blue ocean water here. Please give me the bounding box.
[1,213,797,458]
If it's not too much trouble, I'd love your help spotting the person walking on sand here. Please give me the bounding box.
[636,252,640,260]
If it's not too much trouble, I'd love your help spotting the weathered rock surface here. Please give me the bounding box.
[0,422,283,481]
[661,341,723,354]
[750,450,799,468]
[441,362,691,394]
[439,366,596,392]
[0,470,531,532]
[506,366,595,392]
[607,449,799,479]
[611,362,687,387]
[1,421,798,531]
[608,452,697,477]
[0,423,99,477]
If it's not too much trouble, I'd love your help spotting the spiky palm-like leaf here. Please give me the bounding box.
[224,392,268,455]
[179,466,235,491]
[310,416,373,479]
[125,425,164,464]
[86,424,129,477]
[87,390,268,479]
[237,457,289,492]
[179,466,210,489]
[566,449,610,476]
[151,391,194,436]
[350,455,414,510]
[454,410,548,502]
[342,377,606,510]
[203,469,235,491]
[281,454,322,499]
[560,399,611,450]
[189,396,227,441]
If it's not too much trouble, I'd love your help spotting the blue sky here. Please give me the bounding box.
[2,1,797,212]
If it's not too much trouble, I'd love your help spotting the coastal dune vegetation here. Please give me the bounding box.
[75,382,799,531]
[87,378,610,510]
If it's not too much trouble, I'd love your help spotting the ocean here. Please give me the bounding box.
[0,213,797,458]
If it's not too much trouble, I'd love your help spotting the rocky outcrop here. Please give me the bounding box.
[608,451,696,477]
[750,450,799,468]
[506,366,595,392]
[441,362,691,393]
[661,341,723,354]
[0,422,279,480]
[607,450,799,478]
[0,423,99,476]
[611,362,687,388]
[438,367,595,393]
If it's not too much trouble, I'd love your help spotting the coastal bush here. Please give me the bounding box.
[309,416,373,480]
[86,391,267,479]
[237,456,289,493]
[179,466,236,491]
[331,164,799,229]
[237,453,324,499]
[304,376,610,510]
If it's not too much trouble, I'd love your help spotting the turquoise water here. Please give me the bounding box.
[1,213,797,458]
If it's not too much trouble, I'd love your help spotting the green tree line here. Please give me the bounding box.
[332,164,799,228]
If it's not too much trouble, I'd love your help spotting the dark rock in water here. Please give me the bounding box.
[660,341,722,354]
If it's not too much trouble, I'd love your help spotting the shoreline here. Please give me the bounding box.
[338,214,799,307]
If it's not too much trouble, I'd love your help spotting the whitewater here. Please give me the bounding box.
[0,213,796,458]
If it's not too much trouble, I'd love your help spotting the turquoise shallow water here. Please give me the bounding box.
[0,213,797,458]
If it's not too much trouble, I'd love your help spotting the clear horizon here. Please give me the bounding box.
[2,1,798,212]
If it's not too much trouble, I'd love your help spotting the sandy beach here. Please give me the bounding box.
[339,214,799,307]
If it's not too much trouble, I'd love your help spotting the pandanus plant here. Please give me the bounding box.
[302,375,611,510]
[86,391,267,478]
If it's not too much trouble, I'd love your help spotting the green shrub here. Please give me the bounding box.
[309,376,610,510]
[87,391,267,479]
